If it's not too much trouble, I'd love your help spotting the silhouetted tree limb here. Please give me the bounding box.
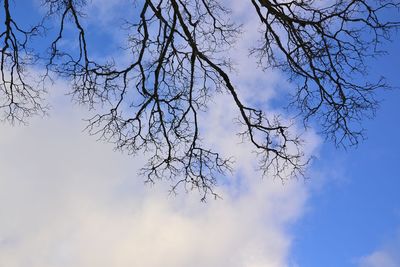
[0,0,45,122]
[251,0,399,145]
[1,0,399,199]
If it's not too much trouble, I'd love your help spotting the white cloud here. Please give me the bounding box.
[358,251,398,267]
[0,81,318,267]
[0,2,321,266]
[357,230,400,267]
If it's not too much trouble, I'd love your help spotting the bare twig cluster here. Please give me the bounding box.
[251,0,400,145]
[1,0,398,199]
[0,0,46,123]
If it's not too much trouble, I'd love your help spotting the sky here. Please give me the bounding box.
[1,1,399,267]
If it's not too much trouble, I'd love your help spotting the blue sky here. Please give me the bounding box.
[293,34,400,266]
[1,1,399,266]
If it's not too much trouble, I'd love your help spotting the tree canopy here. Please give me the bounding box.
[1,0,399,199]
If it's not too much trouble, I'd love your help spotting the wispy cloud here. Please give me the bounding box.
[357,229,400,267]
[0,1,322,266]
[0,79,318,266]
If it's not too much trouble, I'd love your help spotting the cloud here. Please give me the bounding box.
[0,81,319,267]
[358,251,399,267]
[357,230,400,267]
[0,2,321,266]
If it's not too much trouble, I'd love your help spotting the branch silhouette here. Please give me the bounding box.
[1,0,399,199]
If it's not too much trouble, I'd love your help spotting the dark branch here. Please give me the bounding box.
[1,0,398,199]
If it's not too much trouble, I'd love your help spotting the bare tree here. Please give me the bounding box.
[1,0,399,199]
